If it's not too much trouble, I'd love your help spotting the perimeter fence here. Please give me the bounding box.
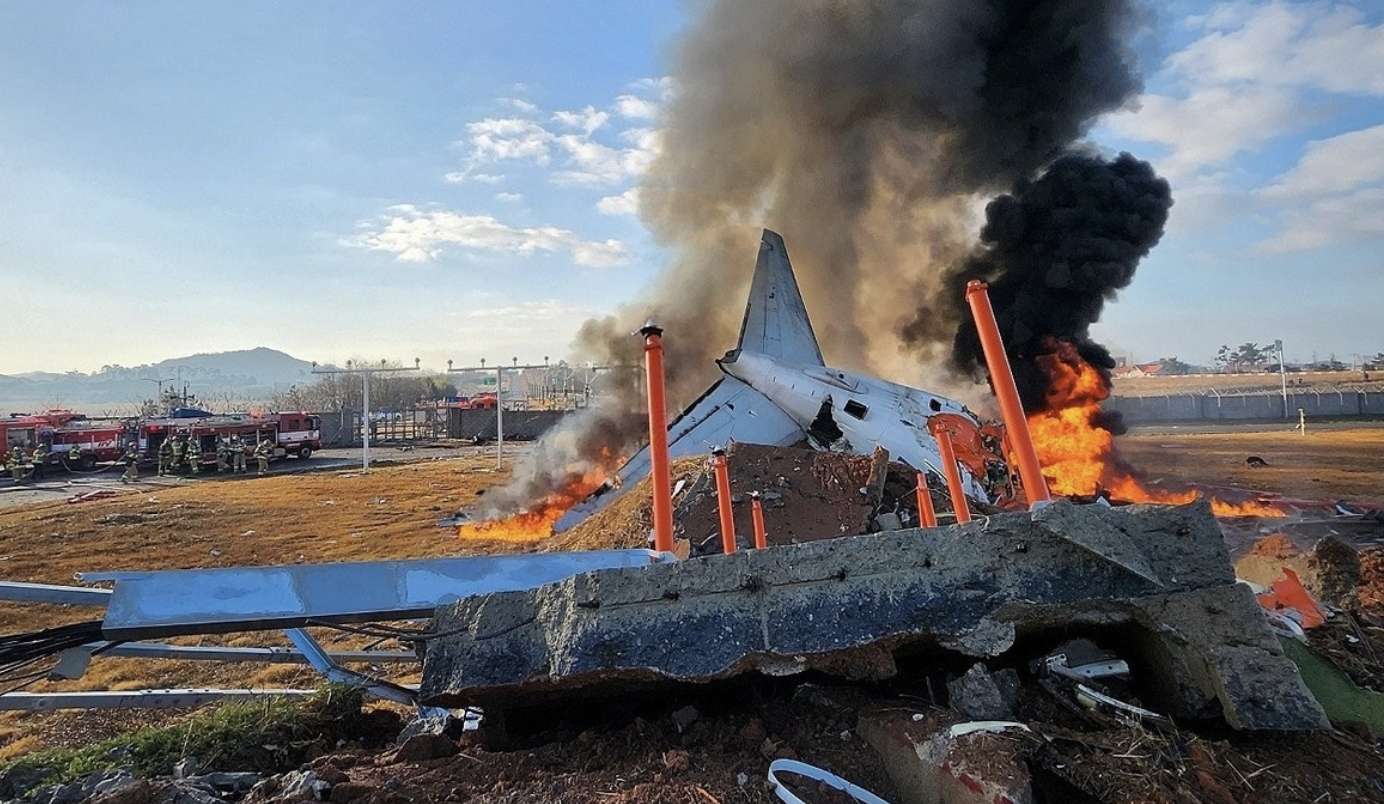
[1107,388,1384,424]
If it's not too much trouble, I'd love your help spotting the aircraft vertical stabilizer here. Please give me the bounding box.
[735,230,824,367]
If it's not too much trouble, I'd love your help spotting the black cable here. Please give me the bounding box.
[303,618,471,642]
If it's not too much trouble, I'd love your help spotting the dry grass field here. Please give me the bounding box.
[0,427,1381,762]
[1114,369,1384,397]
[1118,426,1384,505]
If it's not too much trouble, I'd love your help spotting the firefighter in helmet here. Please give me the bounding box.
[187,436,202,474]
[254,439,272,476]
[29,442,49,481]
[157,437,174,476]
[215,437,230,473]
[67,443,82,468]
[8,446,23,482]
[231,435,247,473]
[120,442,140,483]
[170,433,186,473]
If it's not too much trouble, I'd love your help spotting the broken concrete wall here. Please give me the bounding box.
[420,499,1327,730]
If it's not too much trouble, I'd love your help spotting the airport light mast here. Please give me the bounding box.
[311,358,419,473]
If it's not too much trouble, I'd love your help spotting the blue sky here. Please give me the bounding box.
[1,0,1381,377]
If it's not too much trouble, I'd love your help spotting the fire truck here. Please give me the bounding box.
[0,411,130,470]
[137,411,321,469]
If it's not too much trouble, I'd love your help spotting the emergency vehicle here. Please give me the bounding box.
[0,411,130,470]
[137,411,321,469]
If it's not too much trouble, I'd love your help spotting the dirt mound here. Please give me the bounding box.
[549,443,969,555]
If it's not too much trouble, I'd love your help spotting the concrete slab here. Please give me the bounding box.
[419,500,1327,730]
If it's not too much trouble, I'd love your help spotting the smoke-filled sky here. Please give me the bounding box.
[1,0,1382,380]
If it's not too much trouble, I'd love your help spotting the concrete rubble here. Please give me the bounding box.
[420,499,1329,731]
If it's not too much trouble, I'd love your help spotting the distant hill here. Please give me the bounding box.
[0,348,316,414]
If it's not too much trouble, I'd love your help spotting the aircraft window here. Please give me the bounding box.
[929,399,942,412]
[844,400,868,420]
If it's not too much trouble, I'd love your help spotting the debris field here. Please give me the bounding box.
[0,429,1382,802]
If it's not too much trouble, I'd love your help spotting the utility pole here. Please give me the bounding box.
[141,377,175,415]
[1275,339,1288,418]
[311,358,419,473]
[449,356,552,470]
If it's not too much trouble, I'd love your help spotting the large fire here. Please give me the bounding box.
[1026,339,1285,518]
[457,449,622,541]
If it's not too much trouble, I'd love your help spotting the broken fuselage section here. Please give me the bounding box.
[557,229,1013,531]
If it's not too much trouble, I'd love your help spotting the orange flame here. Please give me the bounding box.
[457,448,622,541]
[1026,339,1284,518]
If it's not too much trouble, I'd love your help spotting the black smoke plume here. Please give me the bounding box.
[913,151,1172,419]
[502,0,1157,518]
[587,0,1148,421]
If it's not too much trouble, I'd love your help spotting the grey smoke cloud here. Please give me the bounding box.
[528,0,1152,510]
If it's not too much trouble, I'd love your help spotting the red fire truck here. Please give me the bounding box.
[0,411,130,470]
[137,411,321,469]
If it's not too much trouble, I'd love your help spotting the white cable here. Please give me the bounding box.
[766,758,893,804]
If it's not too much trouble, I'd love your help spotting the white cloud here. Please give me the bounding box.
[449,82,669,188]
[501,97,539,114]
[354,206,627,267]
[553,105,610,135]
[1106,85,1305,180]
[1258,186,1384,252]
[495,191,524,203]
[597,188,641,216]
[1172,2,1384,95]
[464,117,552,164]
[1110,2,1384,177]
[1261,123,1384,199]
[614,94,659,120]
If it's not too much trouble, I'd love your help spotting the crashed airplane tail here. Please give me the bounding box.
[733,230,825,368]
[555,229,1010,533]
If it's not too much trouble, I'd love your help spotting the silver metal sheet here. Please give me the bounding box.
[92,642,417,664]
[0,689,323,711]
[85,550,671,639]
[0,581,111,606]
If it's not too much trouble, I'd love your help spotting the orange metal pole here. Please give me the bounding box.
[964,280,1051,504]
[931,426,971,524]
[712,447,738,554]
[641,324,675,553]
[750,492,768,549]
[915,472,937,528]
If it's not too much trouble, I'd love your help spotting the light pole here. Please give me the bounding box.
[1274,339,1288,418]
[141,377,176,415]
[448,357,549,470]
[312,358,419,472]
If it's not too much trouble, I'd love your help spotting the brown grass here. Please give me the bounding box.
[1116,427,1384,505]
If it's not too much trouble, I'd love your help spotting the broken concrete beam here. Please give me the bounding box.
[419,500,1327,730]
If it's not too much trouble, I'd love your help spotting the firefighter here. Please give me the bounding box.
[29,443,48,481]
[231,435,247,473]
[8,446,23,482]
[67,443,81,467]
[157,438,174,476]
[120,442,139,483]
[254,439,272,476]
[215,438,230,473]
[170,433,186,473]
[187,438,202,474]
